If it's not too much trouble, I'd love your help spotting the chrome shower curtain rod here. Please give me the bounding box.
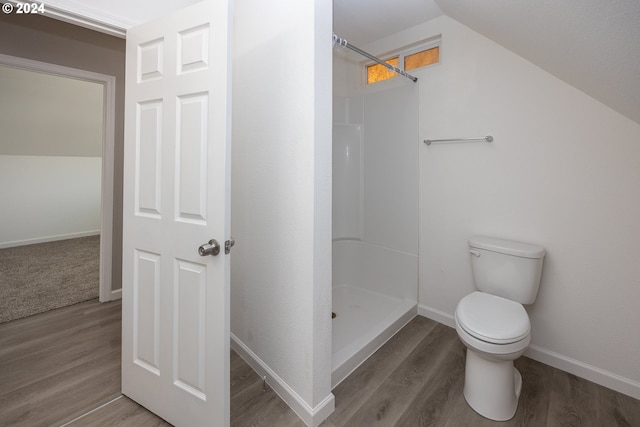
[332,33,418,83]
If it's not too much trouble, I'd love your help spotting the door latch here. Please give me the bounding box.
[225,238,235,254]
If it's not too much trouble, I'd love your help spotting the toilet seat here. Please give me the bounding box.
[456,291,530,344]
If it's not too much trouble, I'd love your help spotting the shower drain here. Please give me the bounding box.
[332,312,336,319]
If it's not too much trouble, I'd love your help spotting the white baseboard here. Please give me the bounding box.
[417,303,640,400]
[0,230,100,249]
[108,288,122,301]
[525,344,640,400]
[418,303,455,328]
[230,333,335,427]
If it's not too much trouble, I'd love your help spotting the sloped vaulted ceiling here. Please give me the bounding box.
[27,0,640,124]
[434,0,640,125]
[333,0,443,46]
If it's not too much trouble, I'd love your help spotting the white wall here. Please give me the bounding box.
[0,65,103,248]
[0,156,101,247]
[230,0,334,425]
[0,65,103,156]
[358,16,640,398]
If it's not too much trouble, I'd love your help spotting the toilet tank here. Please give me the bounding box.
[468,236,545,304]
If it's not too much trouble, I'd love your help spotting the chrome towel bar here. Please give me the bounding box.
[424,135,493,145]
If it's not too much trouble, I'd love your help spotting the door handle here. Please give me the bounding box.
[199,239,220,256]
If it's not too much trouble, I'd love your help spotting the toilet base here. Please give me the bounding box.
[463,349,522,421]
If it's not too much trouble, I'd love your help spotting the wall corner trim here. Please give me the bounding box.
[417,303,640,400]
[230,334,335,427]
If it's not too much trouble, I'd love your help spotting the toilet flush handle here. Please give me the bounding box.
[469,249,481,257]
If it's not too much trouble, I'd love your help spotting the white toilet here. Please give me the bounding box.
[455,236,545,421]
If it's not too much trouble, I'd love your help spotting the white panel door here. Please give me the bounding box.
[122,1,231,426]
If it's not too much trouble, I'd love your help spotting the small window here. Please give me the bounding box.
[366,44,440,85]
[367,57,399,85]
[405,46,439,71]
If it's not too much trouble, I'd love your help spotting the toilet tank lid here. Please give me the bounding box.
[468,236,545,259]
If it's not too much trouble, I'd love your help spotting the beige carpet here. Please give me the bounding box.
[0,235,100,323]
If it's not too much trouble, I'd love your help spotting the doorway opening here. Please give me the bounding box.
[0,54,117,317]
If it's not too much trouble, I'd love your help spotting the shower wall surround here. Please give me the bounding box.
[333,88,419,250]
[331,84,419,386]
[332,96,362,239]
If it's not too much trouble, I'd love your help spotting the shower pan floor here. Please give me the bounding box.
[332,284,416,387]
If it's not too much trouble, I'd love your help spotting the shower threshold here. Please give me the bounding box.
[331,284,416,388]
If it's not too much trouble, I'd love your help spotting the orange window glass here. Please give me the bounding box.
[404,46,439,71]
[367,57,399,84]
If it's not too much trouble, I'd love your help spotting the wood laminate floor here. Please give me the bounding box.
[1,300,639,426]
[0,298,121,426]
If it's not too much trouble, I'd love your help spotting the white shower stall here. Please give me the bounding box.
[332,83,419,386]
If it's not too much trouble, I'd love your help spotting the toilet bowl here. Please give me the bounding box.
[455,236,545,421]
[455,291,530,420]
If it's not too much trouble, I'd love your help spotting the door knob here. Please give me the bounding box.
[199,239,220,256]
